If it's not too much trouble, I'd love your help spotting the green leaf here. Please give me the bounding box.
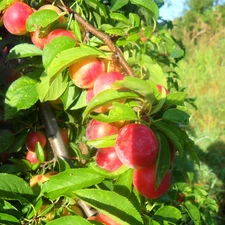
[26,10,60,32]
[46,215,92,225]
[87,134,117,148]
[142,54,167,87]
[83,89,139,119]
[0,199,21,219]
[153,121,184,157]
[60,83,81,110]
[110,0,129,10]
[7,44,42,60]
[162,108,190,126]
[154,206,182,223]
[0,213,20,225]
[37,72,68,102]
[90,102,137,123]
[89,163,129,179]
[69,90,87,110]
[35,143,45,163]
[106,27,125,36]
[0,130,15,153]
[0,0,14,11]
[184,202,200,225]
[116,76,156,103]
[130,0,159,19]
[165,92,187,105]
[0,173,33,203]
[155,132,171,189]
[114,169,134,196]
[150,88,167,115]
[4,71,41,119]
[46,45,105,79]
[74,189,143,225]
[110,12,130,24]
[43,36,76,69]
[41,168,104,200]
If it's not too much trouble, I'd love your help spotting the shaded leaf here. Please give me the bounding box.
[7,44,42,60]
[74,189,143,225]
[184,202,200,225]
[41,168,104,200]
[0,130,15,153]
[46,215,92,225]
[5,71,41,119]
[0,213,20,225]
[26,10,60,32]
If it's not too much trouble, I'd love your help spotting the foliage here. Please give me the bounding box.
[0,0,217,224]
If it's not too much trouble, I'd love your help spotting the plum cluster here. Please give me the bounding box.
[2,1,77,48]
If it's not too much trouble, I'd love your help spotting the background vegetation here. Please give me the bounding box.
[171,0,225,223]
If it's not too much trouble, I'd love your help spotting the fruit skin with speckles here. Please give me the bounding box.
[115,123,158,169]
[69,57,105,89]
[3,2,33,35]
[133,164,171,199]
[85,119,118,141]
[96,147,123,172]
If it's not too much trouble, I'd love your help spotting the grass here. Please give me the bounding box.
[175,34,225,223]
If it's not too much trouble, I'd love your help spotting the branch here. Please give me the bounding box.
[61,6,134,76]
[38,102,74,168]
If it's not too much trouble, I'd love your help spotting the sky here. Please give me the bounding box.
[159,0,186,20]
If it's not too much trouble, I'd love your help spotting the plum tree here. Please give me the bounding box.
[69,57,106,89]
[3,2,33,35]
[115,123,158,168]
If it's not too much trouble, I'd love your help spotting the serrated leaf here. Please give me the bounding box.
[46,215,92,225]
[0,130,15,153]
[60,82,81,110]
[184,202,200,225]
[0,173,33,203]
[74,189,143,225]
[110,12,130,24]
[0,199,21,219]
[130,0,159,19]
[162,108,190,126]
[4,71,41,119]
[153,121,184,157]
[165,92,187,105]
[26,10,60,32]
[116,76,155,103]
[43,36,76,69]
[46,45,105,78]
[41,168,104,200]
[83,89,139,119]
[142,54,167,87]
[87,134,117,148]
[155,132,171,189]
[7,44,42,60]
[0,213,20,225]
[114,169,134,196]
[0,0,14,11]
[110,0,129,11]
[90,102,137,123]
[89,163,129,179]
[37,72,68,102]
[154,206,182,223]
